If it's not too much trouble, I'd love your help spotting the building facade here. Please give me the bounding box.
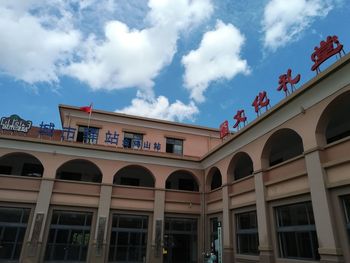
[0,53,350,263]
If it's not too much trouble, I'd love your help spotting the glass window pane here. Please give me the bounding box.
[0,207,30,261]
[45,211,92,261]
[276,202,320,260]
[109,215,148,262]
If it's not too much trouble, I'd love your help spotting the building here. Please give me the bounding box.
[0,49,350,263]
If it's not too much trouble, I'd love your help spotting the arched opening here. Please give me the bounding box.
[262,129,304,168]
[113,165,155,187]
[207,167,222,191]
[0,152,44,177]
[56,159,102,183]
[227,152,253,182]
[317,91,350,145]
[166,170,199,192]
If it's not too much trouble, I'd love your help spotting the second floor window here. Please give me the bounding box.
[166,138,183,155]
[123,132,143,149]
[77,126,99,144]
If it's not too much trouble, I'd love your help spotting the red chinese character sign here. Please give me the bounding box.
[220,120,229,139]
[311,35,345,74]
[252,91,270,116]
[277,69,301,96]
[233,110,247,130]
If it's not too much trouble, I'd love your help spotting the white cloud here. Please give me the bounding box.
[182,20,250,103]
[116,95,199,122]
[0,2,80,83]
[64,0,213,94]
[262,0,334,51]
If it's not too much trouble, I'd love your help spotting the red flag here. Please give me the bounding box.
[80,104,92,114]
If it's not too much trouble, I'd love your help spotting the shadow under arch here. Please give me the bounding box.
[206,167,222,191]
[113,165,155,187]
[261,128,304,169]
[0,152,44,177]
[56,159,102,183]
[316,90,350,146]
[227,152,254,183]
[166,170,199,192]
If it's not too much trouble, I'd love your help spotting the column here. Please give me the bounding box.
[304,150,343,262]
[221,185,233,262]
[22,178,54,263]
[254,171,274,263]
[149,189,165,263]
[89,185,113,262]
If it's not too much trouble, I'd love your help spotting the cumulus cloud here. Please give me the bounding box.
[116,95,199,122]
[182,20,250,103]
[0,2,80,83]
[262,0,334,51]
[64,0,213,94]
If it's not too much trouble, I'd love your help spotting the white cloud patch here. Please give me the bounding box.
[0,2,80,83]
[64,0,213,94]
[116,95,199,122]
[262,0,334,51]
[182,20,250,103]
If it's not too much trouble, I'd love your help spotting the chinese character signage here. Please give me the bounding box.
[219,120,229,139]
[277,69,301,96]
[311,35,345,73]
[233,110,247,130]
[252,91,270,116]
[0,115,32,133]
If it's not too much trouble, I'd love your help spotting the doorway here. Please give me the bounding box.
[163,217,197,263]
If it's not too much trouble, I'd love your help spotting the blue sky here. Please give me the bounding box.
[0,0,349,130]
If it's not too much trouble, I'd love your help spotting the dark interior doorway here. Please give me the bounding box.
[163,218,197,263]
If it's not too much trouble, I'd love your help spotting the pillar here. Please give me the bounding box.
[149,189,165,263]
[221,185,233,262]
[22,178,54,263]
[254,171,274,263]
[304,150,343,262]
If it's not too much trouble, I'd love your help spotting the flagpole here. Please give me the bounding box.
[87,103,93,129]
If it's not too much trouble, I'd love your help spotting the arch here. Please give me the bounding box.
[316,91,350,146]
[227,152,254,182]
[0,152,44,177]
[166,170,199,192]
[56,159,102,183]
[113,165,155,187]
[261,128,304,168]
[206,167,222,191]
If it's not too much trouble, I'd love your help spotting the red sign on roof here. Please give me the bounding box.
[219,120,229,139]
[311,35,345,73]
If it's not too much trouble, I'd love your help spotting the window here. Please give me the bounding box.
[0,165,12,175]
[21,163,43,177]
[236,211,258,255]
[276,202,320,260]
[0,207,30,261]
[45,211,92,262]
[77,126,99,144]
[109,215,148,262]
[120,177,140,186]
[123,132,143,149]
[342,195,350,239]
[166,138,183,155]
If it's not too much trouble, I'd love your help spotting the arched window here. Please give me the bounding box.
[113,165,155,187]
[228,152,253,182]
[317,91,350,144]
[166,170,199,192]
[56,159,102,183]
[0,152,43,177]
[262,129,304,167]
[207,167,222,191]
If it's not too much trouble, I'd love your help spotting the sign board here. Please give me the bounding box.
[217,221,223,263]
[0,114,32,133]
